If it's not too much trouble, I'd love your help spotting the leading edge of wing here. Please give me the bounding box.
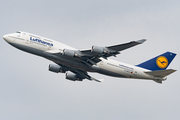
[80,39,146,52]
[80,39,146,59]
[107,39,146,51]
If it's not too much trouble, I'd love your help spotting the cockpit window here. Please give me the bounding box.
[16,31,21,34]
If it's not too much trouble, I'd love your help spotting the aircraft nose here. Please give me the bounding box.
[3,34,8,41]
[3,34,11,43]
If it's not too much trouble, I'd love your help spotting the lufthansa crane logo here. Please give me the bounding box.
[156,56,168,68]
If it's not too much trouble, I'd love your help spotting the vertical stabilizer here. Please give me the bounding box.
[137,52,176,71]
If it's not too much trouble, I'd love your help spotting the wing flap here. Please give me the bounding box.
[145,69,176,78]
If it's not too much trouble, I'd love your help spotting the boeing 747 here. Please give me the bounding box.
[3,31,177,83]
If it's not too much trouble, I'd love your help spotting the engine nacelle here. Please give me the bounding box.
[49,64,64,73]
[65,71,77,81]
[63,49,75,57]
[91,46,105,54]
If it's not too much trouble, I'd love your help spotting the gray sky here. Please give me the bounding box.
[0,0,180,120]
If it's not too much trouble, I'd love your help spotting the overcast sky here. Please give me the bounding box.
[0,0,180,120]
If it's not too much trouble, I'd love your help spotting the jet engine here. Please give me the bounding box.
[65,71,77,81]
[49,64,65,73]
[65,71,82,81]
[63,49,75,57]
[91,46,106,54]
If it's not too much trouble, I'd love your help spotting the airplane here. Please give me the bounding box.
[3,31,177,83]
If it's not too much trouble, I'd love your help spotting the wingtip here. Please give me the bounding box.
[136,39,147,44]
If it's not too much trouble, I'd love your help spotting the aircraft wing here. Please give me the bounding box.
[50,39,146,66]
[56,64,104,82]
[73,70,104,82]
[79,39,146,63]
[106,39,146,51]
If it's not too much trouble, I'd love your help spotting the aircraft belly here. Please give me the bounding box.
[9,43,144,79]
[7,43,93,72]
[8,42,44,56]
[97,69,126,77]
[97,61,133,78]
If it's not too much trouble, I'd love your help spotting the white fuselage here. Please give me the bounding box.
[3,31,160,81]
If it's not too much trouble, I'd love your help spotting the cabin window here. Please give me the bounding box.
[16,31,21,34]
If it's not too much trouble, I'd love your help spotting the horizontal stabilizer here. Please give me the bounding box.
[145,69,176,78]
